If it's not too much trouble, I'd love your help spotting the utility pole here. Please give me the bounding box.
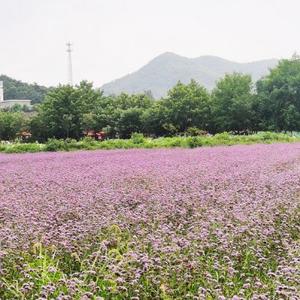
[0,81,3,102]
[66,42,73,86]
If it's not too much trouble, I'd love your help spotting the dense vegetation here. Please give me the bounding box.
[0,74,49,104]
[0,132,298,153]
[2,57,300,142]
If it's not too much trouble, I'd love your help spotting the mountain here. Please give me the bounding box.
[101,52,279,98]
[0,75,49,104]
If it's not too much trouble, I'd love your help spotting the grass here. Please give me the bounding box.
[0,132,299,154]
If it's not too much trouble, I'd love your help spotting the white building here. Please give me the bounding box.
[0,81,32,109]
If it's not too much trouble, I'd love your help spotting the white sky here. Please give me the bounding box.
[0,0,299,87]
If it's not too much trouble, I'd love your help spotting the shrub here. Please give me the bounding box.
[45,139,67,152]
[13,143,42,153]
[0,132,299,154]
[214,132,231,140]
[131,132,145,144]
[186,127,207,137]
[259,131,274,141]
[186,136,203,148]
[82,137,96,145]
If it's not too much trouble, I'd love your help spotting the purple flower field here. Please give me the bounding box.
[0,144,300,299]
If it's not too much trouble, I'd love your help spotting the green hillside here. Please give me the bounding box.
[0,75,49,104]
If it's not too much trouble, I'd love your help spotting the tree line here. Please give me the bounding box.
[1,57,300,141]
[0,75,49,104]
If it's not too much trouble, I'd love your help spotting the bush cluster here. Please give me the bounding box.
[0,132,298,153]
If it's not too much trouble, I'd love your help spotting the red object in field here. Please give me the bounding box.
[95,131,106,141]
[83,130,105,141]
[18,131,32,140]
[83,130,96,138]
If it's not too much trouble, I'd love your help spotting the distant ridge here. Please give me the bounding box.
[101,52,279,98]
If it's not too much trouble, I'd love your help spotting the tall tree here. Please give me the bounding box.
[282,104,300,132]
[0,111,25,140]
[92,93,154,138]
[141,101,169,136]
[32,82,103,139]
[256,56,300,131]
[212,73,253,133]
[161,80,211,133]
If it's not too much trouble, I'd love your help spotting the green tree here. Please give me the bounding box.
[81,113,97,132]
[32,82,103,140]
[114,93,153,110]
[0,111,25,140]
[212,73,253,133]
[282,104,300,133]
[116,108,144,138]
[93,93,154,138]
[256,56,300,131]
[161,80,211,133]
[141,101,169,136]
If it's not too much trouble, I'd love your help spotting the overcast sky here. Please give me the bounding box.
[0,0,299,87]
